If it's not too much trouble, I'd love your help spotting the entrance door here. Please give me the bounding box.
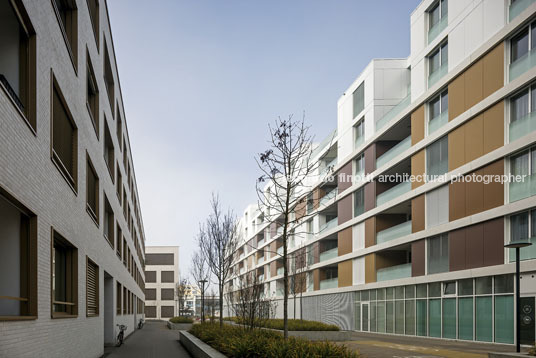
[520,297,535,345]
[362,302,369,332]
[103,272,114,346]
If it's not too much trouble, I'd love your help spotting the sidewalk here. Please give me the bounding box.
[340,332,528,358]
[103,321,191,358]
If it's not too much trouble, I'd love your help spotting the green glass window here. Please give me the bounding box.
[353,83,364,119]
[442,298,456,339]
[476,296,493,342]
[494,275,514,294]
[386,287,394,300]
[458,297,473,340]
[370,302,377,332]
[395,300,405,334]
[355,302,361,331]
[405,285,415,299]
[429,282,441,297]
[475,277,492,295]
[429,299,441,337]
[417,284,427,298]
[377,301,386,333]
[416,300,427,336]
[495,295,514,344]
[377,288,386,300]
[395,286,405,299]
[405,300,416,335]
[386,301,394,333]
[459,279,473,296]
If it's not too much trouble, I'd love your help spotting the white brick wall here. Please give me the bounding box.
[0,1,146,357]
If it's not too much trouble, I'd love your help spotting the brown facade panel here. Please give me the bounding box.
[448,73,465,121]
[364,181,375,211]
[411,105,425,145]
[449,180,466,221]
[161,306,174,318]
[161,271,174,283]
[465,223,484,269]
[313,188,320,210]
[145,305,156,318]
[338,227,352,256]
[448,126,465,171]
[411,240,425,277]
[464,114,484,163]
[411,150,425,189]
[364,144,375,175]
[411,195,425,233]
[145,270,156,283]
[338,260,353,288]
[295,198,306,221]
[483,102,504,154]
[313,242,320,264]
[449,229,466,271]
[483,159,504,211]
[464,59,483,109]
[313,269,320,291]
[337,194,353,225]
[483,218,504,267]
[145,253,174,265]
[465,168,484,216]
[364,254,376,283]
[364,217,376,248]
[338,162,353,193]
[270,261,277,277]
[161,288,174,301]
[482,43,504,98]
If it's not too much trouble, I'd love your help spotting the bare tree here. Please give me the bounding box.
[198,194,239,327]
[289,246,308,320]
[190,250,210,321]
[232,271,276,330]
[176,278,189,317]
[256,115,324,338]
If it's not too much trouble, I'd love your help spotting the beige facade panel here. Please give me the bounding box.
[364,217,375,248]
[338,260,352,288]
[464,59,483,109]
[364,254,376,284]
[448,73,465,121]
[483,101,504,154]
[448,125,465,171]
[411,105,425,145]
[411,195,425,233]
[338,227,352,256]
[482,43,504,98]
[411,150,425,189]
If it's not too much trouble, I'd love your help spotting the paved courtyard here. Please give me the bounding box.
[103,321,191,358]
[340,332,528,358]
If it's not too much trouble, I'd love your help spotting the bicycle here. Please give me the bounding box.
[116,324,127,347]
[138,318,144,329]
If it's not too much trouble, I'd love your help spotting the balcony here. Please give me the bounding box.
[320,217,338,232]
[277,246,283,256]
[375,89,411,132]
[321,157,338,175]
[509,174,536,202]
[428,63,448,88]
[312,129,337,158]
[319,278,338,290]
[510,48,536,82]
[509,0,536,22]
[510,112,536,142]
[376,221,412,245]
[428,110,448,134]
[257,256,264,265]
[320,188,337,207]
[377,181,411,207]
[277,267,284,276]
[428,15,448,44]
[319,247,338,262]
[376,263,412,282]
[376,136,411,168]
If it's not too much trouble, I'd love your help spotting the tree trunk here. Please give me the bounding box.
[300,290,303,320]
[219,283,224,327]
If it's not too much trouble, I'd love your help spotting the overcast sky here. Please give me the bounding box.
[107,0,420,277]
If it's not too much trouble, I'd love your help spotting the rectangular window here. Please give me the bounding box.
[495,295,514,343]
[458,297,473,340]
[161,271,174,283]
[103,39,114,107]
[116,282,121,315]
[511,23,534,64]
[145,271,156,283]
[354,153,365,175]
[52,230,78,317]
[161,306,174,318]
[416,300,427,336]
[428,0,447,28]
[510,209,536,260]
[103,195,114,248]
[354,119,364,148]
[122,286,127,315]
[476,296,493,342]
[104,120,114,181]
[116,224,122,258]
[353,82,365,119]
[86,52,99,135]
[428,298,441,337]
[86,155,99,224]
[425,185,448,228]
[0,190,37,319]
[0,0,37,129]
[146,253,174,265]
[510,87,530,123]
[354,187,364,217]
[116,163,122,203]
[442,298,456,338]
[51,75,78,190]
[429,42,448,75]
[161,288,174,300]
[426,136,448,177]
[86,257,98,316]
[116,106,123,150]
[123,238,127,266]
[427,233,449,274]
[428,89,448,133]
[86,0,99,46]
[51,0,78,69]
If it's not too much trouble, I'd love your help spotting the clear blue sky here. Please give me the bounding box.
[107,0,421,276]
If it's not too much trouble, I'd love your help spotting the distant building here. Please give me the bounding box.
[144,246,179,319]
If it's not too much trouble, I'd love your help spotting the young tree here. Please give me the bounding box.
[289,246,308,320]
[190,250,210,321]
[198,194,239,327]
[232,271,275,330]
[256,114,324,338]
[176,278,189,317]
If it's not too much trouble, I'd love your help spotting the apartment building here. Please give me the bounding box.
[0,1,146,357]
[226,0,536,346]
[144,246,179,320]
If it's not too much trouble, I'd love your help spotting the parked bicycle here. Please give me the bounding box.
[116,324,127,347]
[138,318,144,329]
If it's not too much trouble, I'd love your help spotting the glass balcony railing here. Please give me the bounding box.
[376,221,412,245]
[510,48,536,82]
[312,129,337,158]
[320,217,338,232]
[428,111,448,134]
[376,181,411,207]
[428,63,448,88]
[321,157,338,175]
[319,277,338,290]
[510,112,536,142]
[320,188,337,207]
[375,90,411,132]
[509,174,536,202]
[319,247,338,262]
[509,0,536,21]
[355,135,364,149]
[377,263,412,282]
[277,267,284,276]
[257,256,264,265]
[277,246,283,256]
[428,15,448,44]
[376,136,411,168]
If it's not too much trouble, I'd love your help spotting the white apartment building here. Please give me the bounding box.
[144,246,180,320]
[0,1,146,357]
[227,0,536,347]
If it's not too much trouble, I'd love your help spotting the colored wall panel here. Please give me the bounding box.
[365,217,376,248]
[449,229,466,271]
[411,105,425,145]
[313,269,320,291]
[338,260,353,288]
[365,254,376,283]
[364,181,375,211]
[449,180,466,221]
[465,59,483,109]
[483,218,504,267]
[338,162,353,193]
[448,126,465,171]
[465,223,484,269]
[411,195,425,233]
[338,194,353,225]
[465,168,484,216]
[483,159,504,211]
[448,73,465,121]
[338,227,352,256]
[411,150,425,189]
[483,102,504,154]
[364,145,375,175]
[411,240,425,277]
[464,114,484,163]
[482,43,504,98]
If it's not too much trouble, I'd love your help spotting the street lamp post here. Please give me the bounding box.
[200,279,207,323]
[504,238,532,353]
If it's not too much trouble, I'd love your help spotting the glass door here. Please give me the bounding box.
[362,302,369,332]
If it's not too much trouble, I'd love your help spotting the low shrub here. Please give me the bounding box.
[189,323,359,358]
[223,317,339,331]
[529,342,536,356]
[169,316,193,324]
